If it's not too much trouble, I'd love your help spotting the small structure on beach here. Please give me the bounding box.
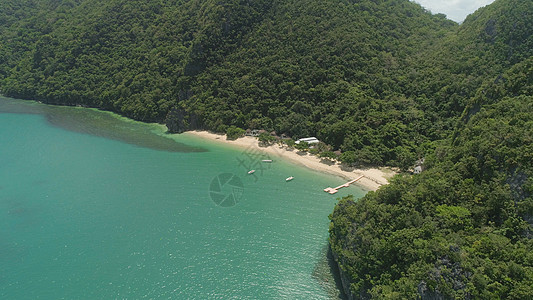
[246,129,261,137]
[295,137,319,145]
[414,166,423,174]
[413,158,425,174]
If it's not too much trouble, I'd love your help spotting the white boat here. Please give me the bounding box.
[286,176,294,181]
[262,159,273,163]
[248,170,256,174]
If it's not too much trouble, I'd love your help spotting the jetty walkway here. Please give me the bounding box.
[323,175,364,194]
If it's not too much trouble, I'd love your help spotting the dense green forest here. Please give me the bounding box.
[330,57,533,298]
[1,0,529,169]
[1,0,532,298]
[0,0,460,168]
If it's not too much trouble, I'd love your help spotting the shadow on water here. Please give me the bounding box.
[0,97,206,153]
[313,243,347,300]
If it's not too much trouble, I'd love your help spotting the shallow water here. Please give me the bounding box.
[0,97,364,299]
[0,97,203,152]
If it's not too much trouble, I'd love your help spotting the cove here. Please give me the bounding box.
[0,97,365,299]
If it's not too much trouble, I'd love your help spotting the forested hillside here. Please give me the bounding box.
[2,0,458,168]
[1,1,530,167]
[328,0,533,297]
[330,56,533,298]
[0,0,272,120]
[1,0,532,298]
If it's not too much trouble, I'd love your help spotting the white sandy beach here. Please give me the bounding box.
[183,131,395,191]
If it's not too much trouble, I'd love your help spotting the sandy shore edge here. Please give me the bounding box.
[182,131,395,192]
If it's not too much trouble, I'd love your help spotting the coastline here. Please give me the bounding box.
[0,96,393,191]
[182,130,395,192]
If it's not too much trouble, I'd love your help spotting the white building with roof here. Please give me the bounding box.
[295,137,319,144]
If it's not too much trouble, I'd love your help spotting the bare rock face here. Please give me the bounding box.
[418,252,472,300]
[506,170,533,238]
[507,171,529,202]
[329,245,356,300]
[164,107,199,133]
[165,107,186,133]
[417,281,445,300]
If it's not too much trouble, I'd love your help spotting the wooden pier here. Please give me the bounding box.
[323,175,364,194]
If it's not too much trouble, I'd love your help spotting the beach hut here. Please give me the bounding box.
[414,166,423,174]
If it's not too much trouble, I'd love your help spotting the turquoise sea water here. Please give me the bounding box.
[0,97,366,299]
